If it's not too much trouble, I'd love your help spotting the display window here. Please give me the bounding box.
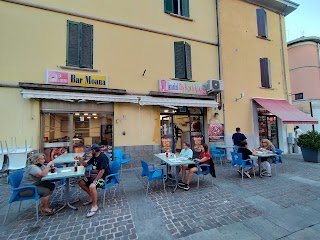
[258,109,278,148]
[41,112,113,161]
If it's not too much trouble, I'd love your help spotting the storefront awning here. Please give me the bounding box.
[21,89,139,103]
[139,96,218,107]
[253,97,318,124]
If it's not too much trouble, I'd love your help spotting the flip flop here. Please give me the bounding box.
[82,200,93,206]
[41,208,56,216]
[86,208,98,218]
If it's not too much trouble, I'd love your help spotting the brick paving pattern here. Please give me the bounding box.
[0,181,137,240]
[0,154,320,239]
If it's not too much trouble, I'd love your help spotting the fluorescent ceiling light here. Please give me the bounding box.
[84,113,88,116]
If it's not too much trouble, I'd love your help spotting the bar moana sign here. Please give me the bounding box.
[46,70,108,88]
[159,80,207,95]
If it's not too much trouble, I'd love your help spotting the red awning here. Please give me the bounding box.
[253,98,318,124]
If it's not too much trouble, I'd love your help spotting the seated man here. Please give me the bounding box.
[237,140,258,178]
[75,144,112,217]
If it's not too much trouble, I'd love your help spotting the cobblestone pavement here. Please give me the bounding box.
[0,154,320,239]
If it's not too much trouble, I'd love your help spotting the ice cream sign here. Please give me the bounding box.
[46,70,108,88]
[159,79,207,95]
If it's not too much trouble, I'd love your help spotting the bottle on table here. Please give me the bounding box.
[74,161,78,172]
[50,165,55,173]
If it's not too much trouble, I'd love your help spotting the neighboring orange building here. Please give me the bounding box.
[288,36,320,100]
[288,36,320,132]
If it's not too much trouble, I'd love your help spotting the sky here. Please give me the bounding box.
[285,0,320,42]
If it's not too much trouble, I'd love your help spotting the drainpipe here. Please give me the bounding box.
[279,14,289,101]
[215,0,226,143]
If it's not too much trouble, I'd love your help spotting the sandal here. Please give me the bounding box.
[82,200,93,206]
[41,208,56,216]
[86,207,98,218]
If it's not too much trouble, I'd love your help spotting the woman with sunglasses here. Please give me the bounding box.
[258,139,276,177]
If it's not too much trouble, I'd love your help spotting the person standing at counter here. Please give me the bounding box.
[75,144,112,217]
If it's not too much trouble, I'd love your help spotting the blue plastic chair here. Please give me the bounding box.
[211,145,226,167]
[273,148,284,173]
[113,149,132,174]
[4,170,41,225]
[140,160,165,196]
[101,161,120,208]
[195,163,212,189]
[230,152,256,181]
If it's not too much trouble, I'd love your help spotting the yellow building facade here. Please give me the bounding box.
[1,0,311,165]
[0,0,220,164]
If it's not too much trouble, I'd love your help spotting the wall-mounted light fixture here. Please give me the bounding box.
[236,91,245,102]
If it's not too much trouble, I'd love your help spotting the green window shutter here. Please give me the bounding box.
[256,9,268,38]
[164,0,174,14]
[181,0,190,18]
[184,42,192,80]
[79,23,93,69]
[67,21,80,67]
[174,41,186,79]
[260,58,271,88]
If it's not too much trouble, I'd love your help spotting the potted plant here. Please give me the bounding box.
[297,130,320,163]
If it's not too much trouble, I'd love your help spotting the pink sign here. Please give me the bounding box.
[159,80,207,95]
[47,70,69,85]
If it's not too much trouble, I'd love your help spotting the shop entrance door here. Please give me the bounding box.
[258,115,279,148]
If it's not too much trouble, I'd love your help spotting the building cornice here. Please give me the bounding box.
[288,36,320,46]
[243,0,298,16]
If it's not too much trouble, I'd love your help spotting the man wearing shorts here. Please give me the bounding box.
[75,144,111,217]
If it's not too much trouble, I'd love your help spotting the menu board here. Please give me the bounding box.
[161,136,172,152]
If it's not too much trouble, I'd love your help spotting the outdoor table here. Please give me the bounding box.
[154,153,194,193]
[42,166,85,211]
[214,145,234,149]
[255,152,277,177]
[53,152,85,166]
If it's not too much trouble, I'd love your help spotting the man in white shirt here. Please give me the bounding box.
[294,126,303,153]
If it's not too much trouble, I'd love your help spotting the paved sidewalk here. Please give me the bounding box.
[0,154,319,239]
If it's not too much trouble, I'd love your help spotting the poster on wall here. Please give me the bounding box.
[208,123,224,142]
[161,136,172,152]
[192,135,204,155]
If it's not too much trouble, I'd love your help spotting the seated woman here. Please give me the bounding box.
[237,140,258,178]
[258,139,276,177]
[179,143,210,191]
[20,153,56,215]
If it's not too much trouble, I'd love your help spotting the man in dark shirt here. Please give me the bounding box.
[75,144,112,217]
[232,127,247,146]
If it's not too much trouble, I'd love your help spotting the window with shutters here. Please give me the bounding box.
[256,9,268,38]
[67,21,93,69]
[164,0,190,18]
[260,58,271,88]
[174,41,192,80]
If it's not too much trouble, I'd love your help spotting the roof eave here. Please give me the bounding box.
[244,0,299,16]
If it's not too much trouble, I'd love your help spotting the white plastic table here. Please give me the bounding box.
[154,153,194,192]
[42,166,85,211]
[53,152,85,165]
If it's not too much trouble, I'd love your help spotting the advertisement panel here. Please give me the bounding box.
[46,70,108,88]
[208,123,224,142]
[159,79,207,95]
